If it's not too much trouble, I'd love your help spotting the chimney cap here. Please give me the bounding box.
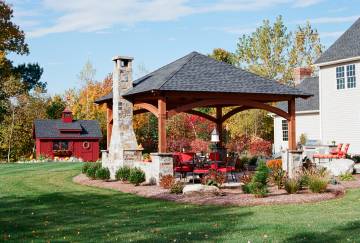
[112,55,134,61]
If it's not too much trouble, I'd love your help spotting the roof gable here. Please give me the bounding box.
[315,18,360,65]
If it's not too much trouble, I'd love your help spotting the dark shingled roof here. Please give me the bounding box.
[57,122,82,131]
[34,120,102,139]
[277,76,319,113]
[315,17,360,64]
[95,51,311,103]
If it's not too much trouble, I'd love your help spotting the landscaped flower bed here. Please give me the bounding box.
[73,173,360,206]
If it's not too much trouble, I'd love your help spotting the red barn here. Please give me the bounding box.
[33,108,102,162]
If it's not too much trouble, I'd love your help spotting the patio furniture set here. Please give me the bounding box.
[313,143,350,163]
[173,152,238,182]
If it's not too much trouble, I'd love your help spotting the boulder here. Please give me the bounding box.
[322,159,355,176]
[354,163,360,174]
[183,184,220,195]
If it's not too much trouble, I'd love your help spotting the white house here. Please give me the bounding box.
[274,17,360,154]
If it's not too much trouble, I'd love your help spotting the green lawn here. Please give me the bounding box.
[0,163,360,242]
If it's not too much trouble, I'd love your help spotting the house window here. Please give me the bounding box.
[347,64,356,88]
[53,141,69,151]
[336,66,345,89]
[282,120,288,141]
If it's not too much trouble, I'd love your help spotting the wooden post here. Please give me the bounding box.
[106,103,113,150]
[288,98,296,150]
[158,97,167,153]
[216,106,223,146]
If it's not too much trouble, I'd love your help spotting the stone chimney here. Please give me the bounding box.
[106,55,139,178]
[293,67,312,85]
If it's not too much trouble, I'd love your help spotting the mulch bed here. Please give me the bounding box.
[73,174,360,207]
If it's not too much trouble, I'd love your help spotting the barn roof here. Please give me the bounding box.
[315,17,360,65]
[34,119,102,139]
[95,51,312,104]
[277,76,319,113]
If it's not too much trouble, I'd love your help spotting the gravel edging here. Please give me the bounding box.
[73,174,360,207]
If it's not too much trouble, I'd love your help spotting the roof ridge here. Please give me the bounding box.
[158,51,198,90]
[133,51,197,87]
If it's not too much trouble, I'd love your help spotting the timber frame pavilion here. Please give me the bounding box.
[95,51,312,153]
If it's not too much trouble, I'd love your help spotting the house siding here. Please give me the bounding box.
[320,60,360,154]
[274,112,320,153]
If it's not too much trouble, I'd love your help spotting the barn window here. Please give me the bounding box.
[282,120,288,141]
[53,141,69,150]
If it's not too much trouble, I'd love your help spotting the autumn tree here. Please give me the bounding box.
[209,48,236,65]
[65,73,112,149]
[236,15,323,85]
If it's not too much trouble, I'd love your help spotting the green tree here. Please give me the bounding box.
[46,95,66,119]
[236,15,323,85]
[209,48,236,65]
[0,1,45,122]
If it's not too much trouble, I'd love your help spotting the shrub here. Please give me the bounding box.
[240,173,253,194]
[170,181,184,194]
[159,175,175,189]
[142,153,151,162]
[246,161,270,197]
[349,155,360,163]
[249,156,258,166]
[129,167,146,186]
[339,172,355,181]
[267,159,285,189]
[309,177,328,193]
[115,166,131,181]
[241,184,252,194]
[284,178,300,194]
[298,167,329,189]
[201,169,225,187]
[85,162,101,179]
[82,162,92,174]
[95,167,110,180]
[249,137,272,157]
[236,156,248,171]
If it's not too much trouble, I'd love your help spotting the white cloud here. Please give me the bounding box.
[292,0,323,8]
[10,0,334,37]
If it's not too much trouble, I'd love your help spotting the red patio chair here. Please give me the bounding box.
[173,153,193,179]
[217,154,238,182]
[209,152,220,161]
[339,144,350,158]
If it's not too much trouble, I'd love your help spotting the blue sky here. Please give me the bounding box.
[7,0,360,95]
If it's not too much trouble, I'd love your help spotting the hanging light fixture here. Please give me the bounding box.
[211,128,220,143]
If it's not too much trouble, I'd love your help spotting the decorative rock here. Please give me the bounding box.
[354,164,360,174]
[220,182,243,189]
[183,184,220,195]
[322,159,355,176]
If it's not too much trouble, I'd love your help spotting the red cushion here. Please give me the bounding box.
[174,165,192,172]
[209,152,220,161]
[217,166,235,173]
[193,169,209,174]
[178,152,195,163]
